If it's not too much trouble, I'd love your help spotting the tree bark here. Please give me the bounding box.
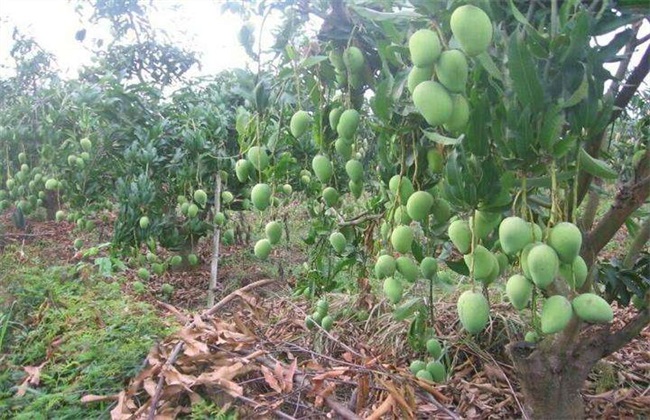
[207,173,222,307]
[509,306,650,419]
[509,341,588,419]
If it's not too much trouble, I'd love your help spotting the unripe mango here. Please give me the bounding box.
[463,245,494,280]
[343,46,364,74]
[375,254,396,279]
[472,210,501,241]
[187,203,199,218]
[427,149,444,173]
[137,268,151,281]
[524,331,539,343]
[335,138,353,159]
[520,242,539,279]
[406,191,434,221]
[290,110,311,137]
[345,159,363,182]
[410,360,427,375]
[409,29,442,68]
[426,361,446,383]
[431,198,451,223]
[496,252,509,275]
[383,276,403,304]
[349,180,363,198]
[322,187,339,207]
[139,216,150,229]
[251,183,272,211]
[548,222,582,263]
[388,175,414,203]
[416,369,434,382]
[506,274,532,310]
[337,109,360,139]
[329,107,343,130]
[407,66,433,94]
[247,146,269,171]
[420,257,438,280]
[572,293,613,324]
[527,244,559,288]
[80,137,92,152]
[426,338,442,359]
[254,239,272,260]
[413,81,453,127]
[450,5,493,57]
[396,256,419,283]
[265,221,283,245]
[194,189,207,206]
[391,225,414,254]
[448,219,471,254]
[321,315,334,331]
[329,231,346,254]
[457,290,490,334]
[499,216,533,255]
[541,295,573,334]
[444,94,470,133]
[435,50,468,93]
[235,159,252,182]
[312,154,333,183]
[393,205,412,225]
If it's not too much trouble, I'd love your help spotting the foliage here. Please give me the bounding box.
[0,249,175,419]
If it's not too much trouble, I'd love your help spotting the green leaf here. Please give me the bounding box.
[299,55,328,69]
[422,130,464,146]
[349,6,419,22]
[393,298,425,321]
[476,52,503,81]
[508,34,544,109]
[508,0,533,28]
[562,69,589,108]
[539,106,565,151]
[446,258,469,276]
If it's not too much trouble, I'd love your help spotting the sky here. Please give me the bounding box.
[0,0,255,78]
[0,0,648,87]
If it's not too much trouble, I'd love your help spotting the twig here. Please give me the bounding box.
[147,341,185,420]
[236,394,297,420]
[421,392,460,420]
[154,300,190,324]
[208,172,222,307]
[203,278,275,317]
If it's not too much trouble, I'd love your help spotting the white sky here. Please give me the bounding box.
[0,0,647,89]
[0,0,254,78]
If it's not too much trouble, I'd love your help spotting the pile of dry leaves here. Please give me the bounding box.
[83,279,648,419]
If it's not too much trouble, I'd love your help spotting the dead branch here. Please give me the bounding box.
[147,341,184,420]
[203,278,275,317]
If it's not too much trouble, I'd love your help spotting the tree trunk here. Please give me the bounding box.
[509,341,592,419]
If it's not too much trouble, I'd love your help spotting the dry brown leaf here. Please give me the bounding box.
[80,394,119,403]
[283,358,297,392]
[261,365,283,393]
[16,362,46,397]
[366,394,394,420]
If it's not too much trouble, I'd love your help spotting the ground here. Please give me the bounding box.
[0,201,648,419]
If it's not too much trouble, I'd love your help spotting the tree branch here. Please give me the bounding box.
[575,41,650,207]
[586,307,650,360]
[583,175,650,267]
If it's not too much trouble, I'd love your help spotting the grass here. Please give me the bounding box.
[0,244,177,419]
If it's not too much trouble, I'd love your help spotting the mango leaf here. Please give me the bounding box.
[349,6,419,21]
[476,52,503,81]
[422,130,464,146]
[446,258,469,276]
[508,0,533,28]
[393,298,425,321]
[539,106,565,151]
[508,34,544,109]
[596,28,635,62]
[561,11,590,64]
[299,55,328,69]
[562,68,589,108]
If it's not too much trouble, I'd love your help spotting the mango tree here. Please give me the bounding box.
[228,0,650,417]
